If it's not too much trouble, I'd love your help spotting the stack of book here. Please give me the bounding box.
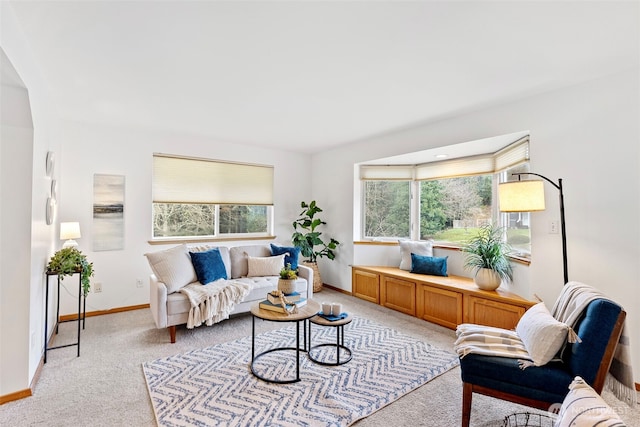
[259,292,307,313]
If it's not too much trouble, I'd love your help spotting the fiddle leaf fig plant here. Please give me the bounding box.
[47,247,94,297]
[291,200,340,263]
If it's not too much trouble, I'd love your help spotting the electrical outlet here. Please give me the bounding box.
[94,282,102,293]
[136,279,143,288]
[549,220,559,234]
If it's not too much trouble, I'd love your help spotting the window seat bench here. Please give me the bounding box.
[351,266,536,330]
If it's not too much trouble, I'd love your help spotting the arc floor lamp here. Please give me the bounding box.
[498,173,568,285]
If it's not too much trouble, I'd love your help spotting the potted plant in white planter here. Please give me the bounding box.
[463,223,513,291]
[291,200,340,292]
[278,263,298,294]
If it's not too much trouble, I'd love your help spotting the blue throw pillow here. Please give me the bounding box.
[189,248,228,285]
[270,244,301,270]
[410,253,448,277]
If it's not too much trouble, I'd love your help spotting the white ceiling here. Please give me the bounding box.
[7,1,639,154]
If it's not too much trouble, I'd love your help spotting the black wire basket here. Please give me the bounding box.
[502,412,556,427]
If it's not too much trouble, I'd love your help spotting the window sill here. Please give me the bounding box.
[353,240,531,266]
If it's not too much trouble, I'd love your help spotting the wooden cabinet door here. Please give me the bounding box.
[352,269,380,304]
[417,284,463,330]
[380,276,416,316]
[466,296,526,330]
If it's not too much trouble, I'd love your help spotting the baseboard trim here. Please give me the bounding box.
[59,303,150,322]
[0,388,32,405]
[321,283,351,295]
[0,348,44,405]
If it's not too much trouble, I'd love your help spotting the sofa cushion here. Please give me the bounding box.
[247,254,286,277]
[515,302,569,366]
[556,376,624,427]
[270,243,301,270]
[410,253,448,276]
[144,244,197,293]
[229,245,271,278]
[399,240,433,270]
[189,248,227,285]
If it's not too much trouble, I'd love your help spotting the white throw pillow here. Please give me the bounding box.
[515,302,569,366]
[399,240,433,271]
[555,376,624,427]
[144,244,197,293]
[247,254,286,277]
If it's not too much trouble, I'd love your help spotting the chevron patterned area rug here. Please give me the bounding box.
[143,317,459,427]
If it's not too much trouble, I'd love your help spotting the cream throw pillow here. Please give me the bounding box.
[247,254,286,277]
[144,244,197,293]
[515,302,569,366]
[555,376,624,427]
[399,240,434,271]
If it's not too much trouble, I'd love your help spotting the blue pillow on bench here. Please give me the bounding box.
[411,253,448,276]
[189,248,228,285]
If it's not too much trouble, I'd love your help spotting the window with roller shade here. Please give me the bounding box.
[360,137,531,252]
[152,154,274,238]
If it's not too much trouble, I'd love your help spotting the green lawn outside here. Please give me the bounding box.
[431,227,531,253]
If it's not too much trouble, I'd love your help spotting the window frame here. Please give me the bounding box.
[358,137,530,248]
[151,154,275,241]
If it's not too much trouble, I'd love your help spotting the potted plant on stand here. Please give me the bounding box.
[462,223,513,291]
[47,247,94,297]
[291,200,340,293]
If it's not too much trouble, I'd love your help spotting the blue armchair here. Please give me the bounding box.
[460,298,625,427]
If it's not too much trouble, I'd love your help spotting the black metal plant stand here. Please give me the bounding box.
[44,271,86,363]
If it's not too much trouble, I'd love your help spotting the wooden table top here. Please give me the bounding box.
[251,299,321,322]
[310,313,353,327]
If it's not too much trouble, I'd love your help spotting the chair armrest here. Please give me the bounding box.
[149,274,168,328]
[297,264,314,300]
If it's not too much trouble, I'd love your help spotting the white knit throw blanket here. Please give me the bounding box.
[551,281,636,406]
[179,280,250,329]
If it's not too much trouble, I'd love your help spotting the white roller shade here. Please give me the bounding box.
[153,155,274,205]
[415,155,494,180]
[360,165,414,180]
[360,138,530,181]
[494,137,529,172]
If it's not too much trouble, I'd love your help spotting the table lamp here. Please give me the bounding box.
[60,222,81,248]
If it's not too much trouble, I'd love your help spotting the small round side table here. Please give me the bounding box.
[308,313,353,366]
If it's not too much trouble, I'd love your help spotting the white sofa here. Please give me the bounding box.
[148,244,313,343]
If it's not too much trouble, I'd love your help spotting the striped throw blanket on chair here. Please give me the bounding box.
[454,323,532,363]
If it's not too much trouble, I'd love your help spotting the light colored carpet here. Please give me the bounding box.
[1,289,638,426]
[143,317,458,426]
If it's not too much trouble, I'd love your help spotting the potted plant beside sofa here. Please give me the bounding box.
[462,223,513,291]
[291,200,339,292]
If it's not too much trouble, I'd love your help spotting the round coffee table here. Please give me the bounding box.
[250,299,320,383]
[308,313,353,366]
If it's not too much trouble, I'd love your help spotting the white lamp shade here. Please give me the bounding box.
[498,180,546,212]
[60,222,82,240]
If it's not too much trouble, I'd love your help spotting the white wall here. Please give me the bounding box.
[0,54,33,397]
[312,69,640,381]
[1,2,60,396]
[55,120,312,315]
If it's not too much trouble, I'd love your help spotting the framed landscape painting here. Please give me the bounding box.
[93,174,125,251]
